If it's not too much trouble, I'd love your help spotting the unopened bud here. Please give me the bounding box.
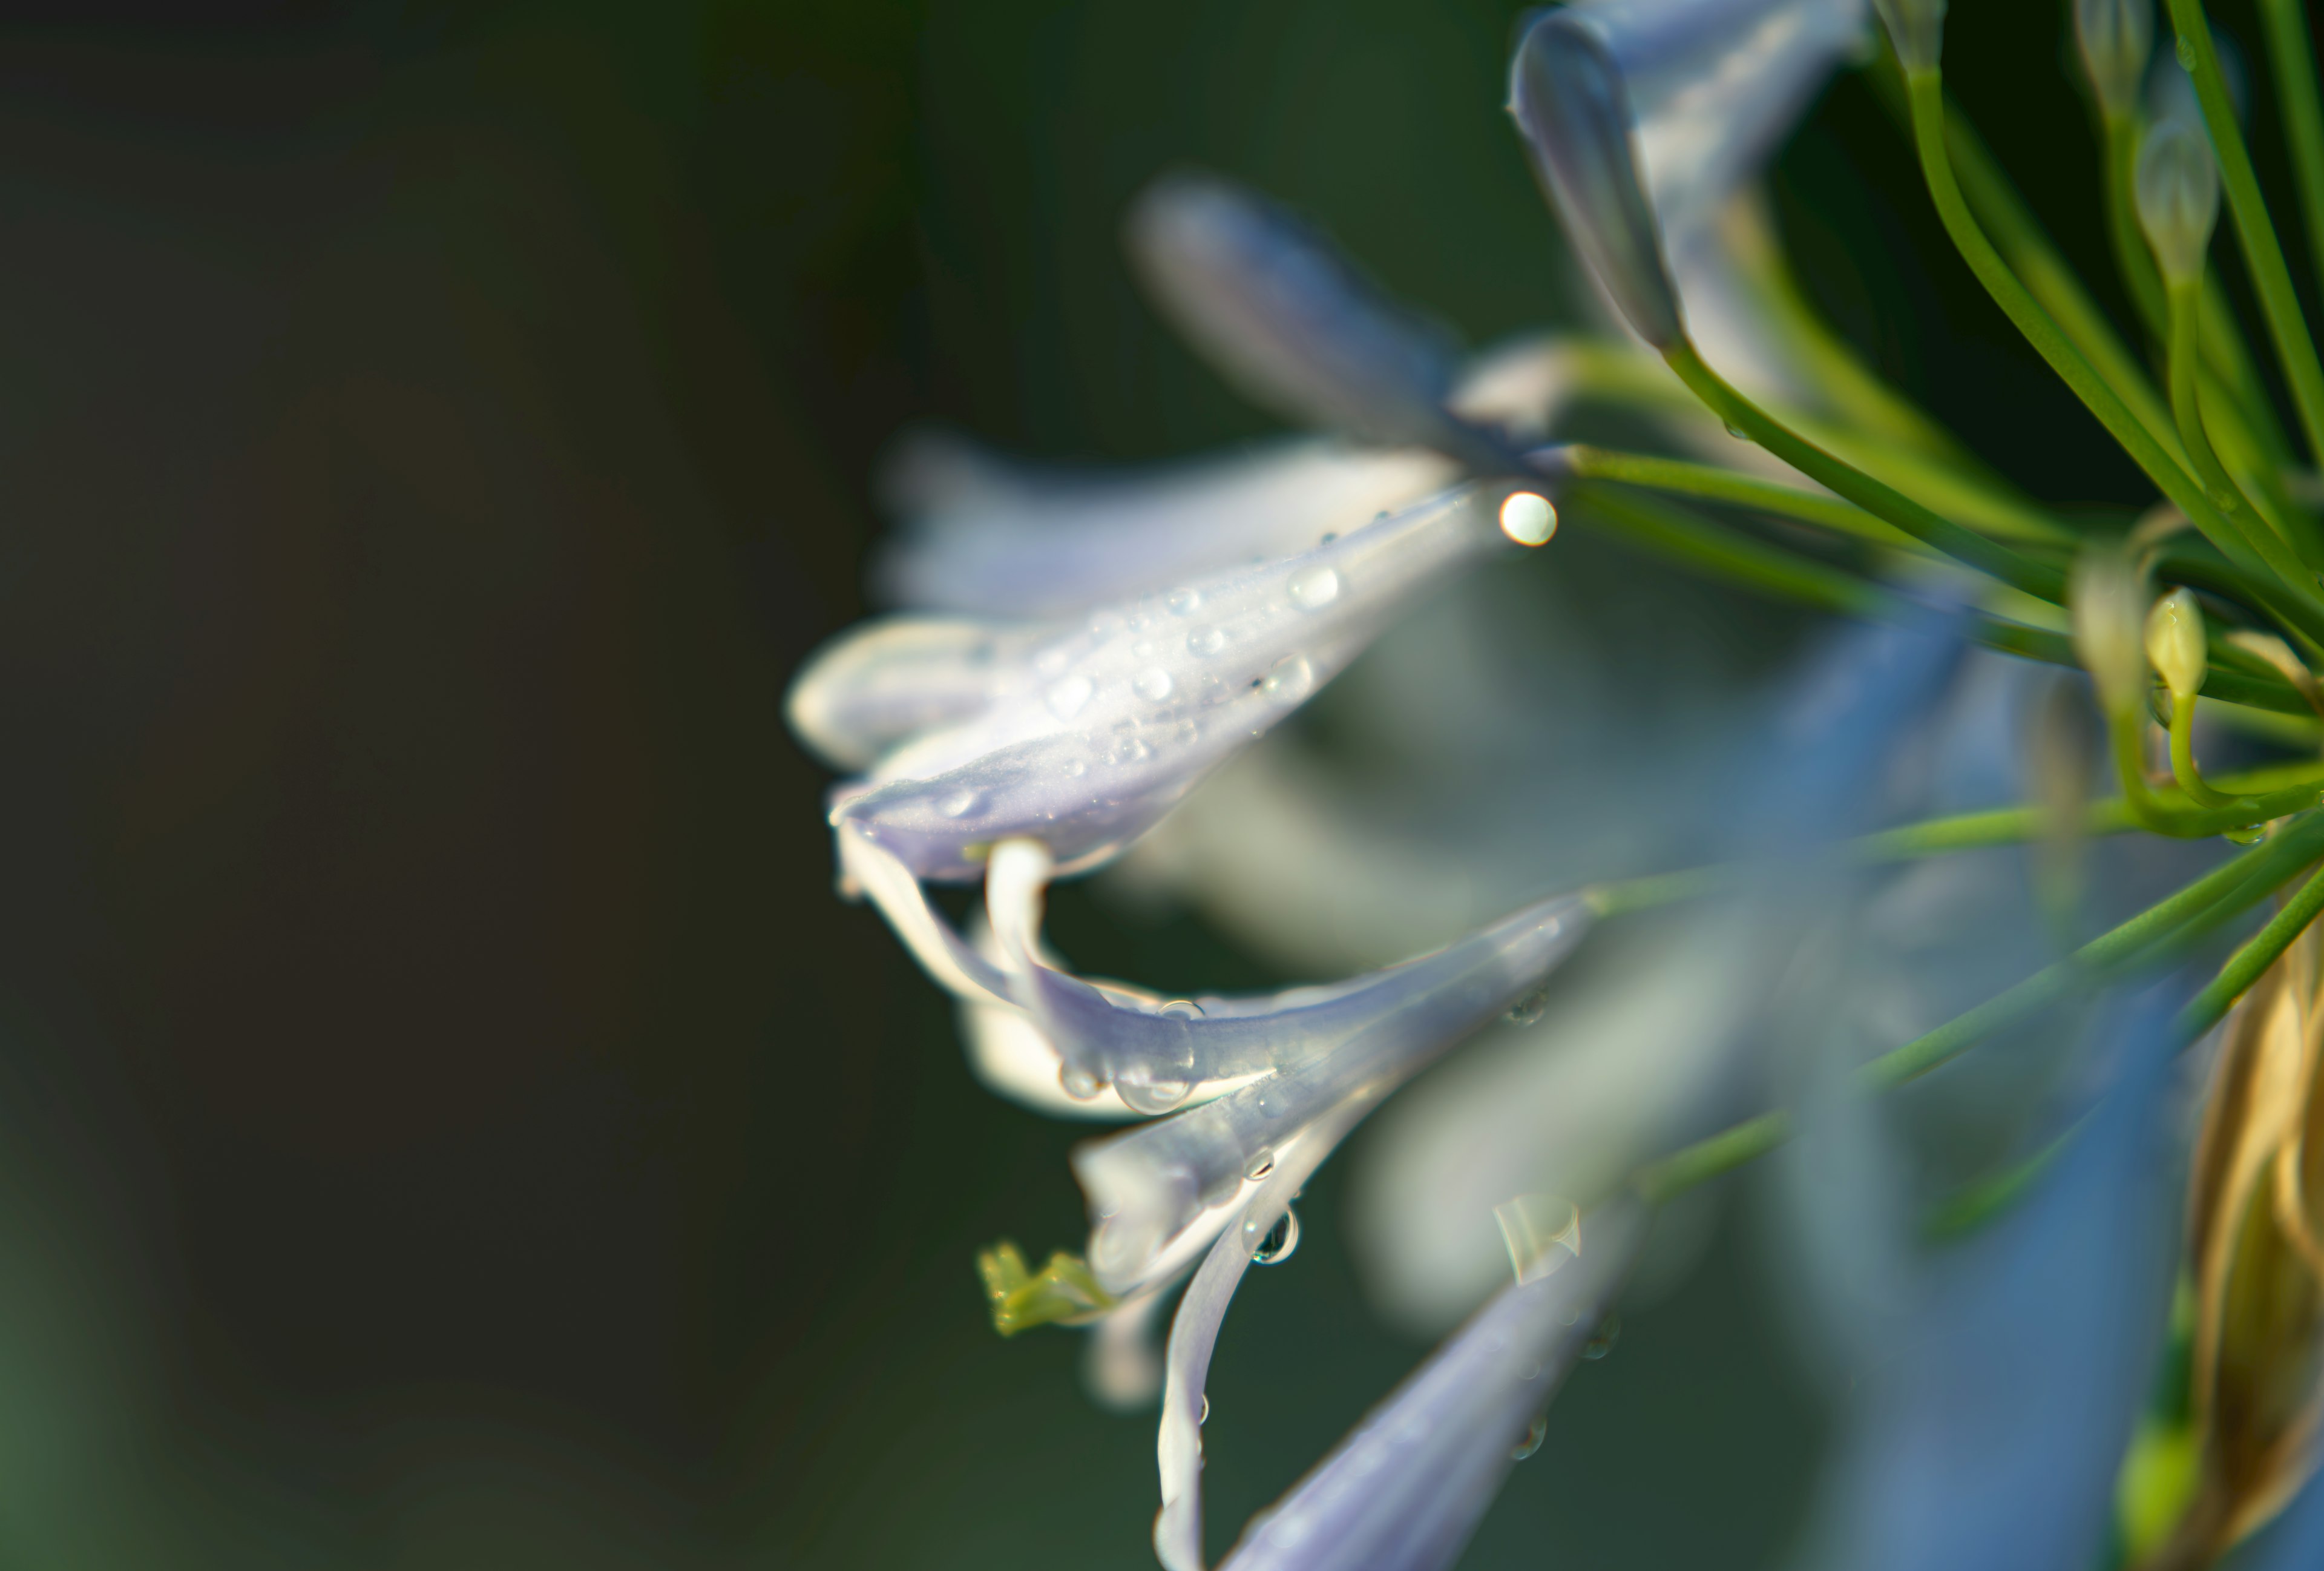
[2072,550,2148,715]
[2076,0,2153,120]
[2143,587,2207,700]
[1873,0,1948,73]
[1508,14,1685,351]
[2135,116,2220,283]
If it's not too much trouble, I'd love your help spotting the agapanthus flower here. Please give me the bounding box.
[784,0,2324,1562]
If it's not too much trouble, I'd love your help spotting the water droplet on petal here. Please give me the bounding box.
[1046,674,1094,718]
[1287,565,1341,610]
[1247,1206,1299,1265]
[1498,491,1558,546]
[1187,627,1227,657]
[1117,1069,1194,1115]
[1259,655,1315,706]
[1158,999,1205,1020]
[939,788,980,819]
[1243,1149,1275,1182]
[1135,668,1174,701]
[1512,1414,1548,1460]
[1199,1394,1209,1424]
[1062,758,1088,779]
[1319,530,1339,544]
[1059,1063,1105,1100]
[1168,588,1201,616]
[1583,1313,1621,1362]
[1505,983,1552,1027]
[1724,423,1751,441]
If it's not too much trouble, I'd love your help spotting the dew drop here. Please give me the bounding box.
[938,788,980,819]
[1319,530,1339,544]
[1199,1394,1210,1424]
[1248,1206,1300,1265]
[1498,491,1558,547]
[1512,1414,1548,1461]
[1059,1063,1105,1100]
[2224,822,2268,845]
[1505,983,1552,1027]
[1158,999,1205,1020]
[1135,668,1175,701]
[1187,627,1227,657]
[1287,565,1341,610]
[1244,1149,1275,1182]
[2176,34,2196,68]
[1046,674,1094,718]
[1062,758,1088,779]
[1117,1070,1194,1115]
[1259,654,1315,706]
[1724,423,1752,441]
[1168,588,1201,617]
[1583,1313,1621,1362]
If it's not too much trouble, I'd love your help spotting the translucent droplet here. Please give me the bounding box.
[2224,822,2268,845]
[1135,668,1174,701]
[1062,758,1088,779]
[1259,655,1315,706]
[1512,1414,1548,1461]
[1287,565,1341,610]
[1046,674,1094,718]
[1319,531,1339,544]
[1505,983,1552,1027]
[1168,588,1201,616]
[1724,423,1750,441]
[1583,1313,1621,1362]
[1059,1063,1105,1100]
[1243,1149,1275,1182]
[1117,1069,1194,1115]
[1248,1206,1300,1265]
[1199,1394,1210,1424]
[2176,34,2195,68]
[1158,999,1205,1020]
[1187,627,1227,657]
[939,788,980,819]
[1498,490,1558,547]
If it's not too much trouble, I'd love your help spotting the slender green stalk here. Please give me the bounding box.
[2165,277,2277,552]
[2261,0,2324,309]
[1635,814,2324,1202]
[1560,448,1918,549]
[1567,482,1903,618]
[1659,341,2067,600]
[1906,70,2322,616]
[2177,857,2324,1040]
[1925,77,2185,466]
[2105,113,2173,343]
[2165,0,2324,467]
[2167,691,2238,806]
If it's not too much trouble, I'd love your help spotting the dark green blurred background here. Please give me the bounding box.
[0,1,2296,1566]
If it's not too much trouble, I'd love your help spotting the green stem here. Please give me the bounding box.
[1906,70,2314,612]
[1566,482,1901,618]
[2166,276,2273,541]
[2176,857,2324,1039]
[1559,448,1918,550]
[2165,0,2324,467]
[2167,690,2239,806]
[2262,0,2324,309]
[1635,814,2324,1201]
[2106,112,2173,344]
[1659,340,2066,599]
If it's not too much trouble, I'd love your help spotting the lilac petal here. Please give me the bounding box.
[1125,174,1527,473]
[1216,1200,1647,1571]
[1154,1100,1371,1571]
[786,616,1054,772]
[873,340,1577,620]
[833,475,1549,881]
[1085,1287,1171,1412]
[1062,886,1592,1297]
[1511,0,1868,348]
[986,838,1592,1122]
[1799,993,2185,1571]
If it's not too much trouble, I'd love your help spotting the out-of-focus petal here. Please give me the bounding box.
[1216,1201,1647,1571]
[786,616,1052,772]
[1796,993,2187,1571]
[1125,173,1528,472]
